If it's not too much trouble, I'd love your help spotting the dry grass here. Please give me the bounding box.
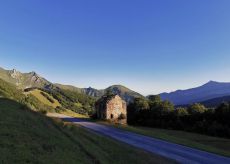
[58,109,89,118]
[29,89,61,108]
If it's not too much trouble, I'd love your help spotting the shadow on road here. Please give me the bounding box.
[61,117,91,123]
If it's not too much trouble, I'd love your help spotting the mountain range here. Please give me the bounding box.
[160,81,230,105]
[0,67,143,103]
[1,66,230,107]
[55,84,143,103]
[0,67,50,89]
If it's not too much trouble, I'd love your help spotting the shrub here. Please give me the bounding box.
[55,106,66,113]
[40,91,55,103]
[188,103,207,114]
[90,113,98,120]
[127,97,230,138]
[39,109,47,115]
[119,113,126,120]
[175,107,189,116]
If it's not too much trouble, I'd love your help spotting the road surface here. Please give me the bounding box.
[47,113,230,164]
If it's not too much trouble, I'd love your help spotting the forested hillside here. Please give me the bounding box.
[128,95,230,138]
[0,78,54,112]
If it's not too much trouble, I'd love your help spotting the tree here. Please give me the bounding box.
[215,102,230,115]
[118,113,126,120]
[175,107,189,116]
[133,98,149,111]
[105,90,114,96]
[188,103,207,114]
[159,100,174,113]
[148,95,161,103]
[127,97,149,124]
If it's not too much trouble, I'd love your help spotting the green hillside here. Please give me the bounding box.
[0,67,144,104]
[55,83,83,92]
[0,78,54,113]
[0,66,144,115]
[28,89,61,108]
[105,85,144,102]
[0,67,51,89]
[0,77,25,102]
[0,69,95,115]
[42,87,96,115]
[56,83,144,103]
[199,95,230,108]
[0,98,172,164]
[25,88,88,118]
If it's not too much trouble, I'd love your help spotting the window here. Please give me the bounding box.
[111,114,114,119]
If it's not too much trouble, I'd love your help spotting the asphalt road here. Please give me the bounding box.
[47,113,230,164]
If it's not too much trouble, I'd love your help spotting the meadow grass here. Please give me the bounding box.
[58,109,89,118]
[29,89,61,108]
[0,98,174,164]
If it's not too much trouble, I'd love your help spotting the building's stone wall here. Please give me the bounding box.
[96,95,127,124]
[106,95,127,120]
[96,102,106,119]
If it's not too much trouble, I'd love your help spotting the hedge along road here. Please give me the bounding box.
[47,113,230,164]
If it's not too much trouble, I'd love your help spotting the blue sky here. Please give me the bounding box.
[0,0,230,95]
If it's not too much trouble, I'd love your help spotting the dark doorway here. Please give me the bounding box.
[111,114,114,119]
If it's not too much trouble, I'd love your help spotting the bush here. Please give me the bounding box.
[175,107,189,116]
[55,106,66,113]
[40,91,55,103]
[90,113,98,120]
[188,103,207,114]
[41,87,96,115]
[118,113,126,120]
[127,95,230,138]
[39,109,47,115]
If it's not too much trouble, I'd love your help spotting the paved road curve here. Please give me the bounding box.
[48,113,230,164]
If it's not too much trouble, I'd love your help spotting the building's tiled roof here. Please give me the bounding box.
[96,94,118,106]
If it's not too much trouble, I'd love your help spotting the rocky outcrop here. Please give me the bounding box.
[0,68,51,89]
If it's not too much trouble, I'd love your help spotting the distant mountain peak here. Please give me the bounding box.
[10,68,18,73]
[202,81,220,87]
[207,80,218,84]
[204,80,230,86]
[208,80,216,83]
[160,80,230,105]
[0,67,51,89]
[12,68,17,72]
[9,69,21,79]
[29,71,38,76]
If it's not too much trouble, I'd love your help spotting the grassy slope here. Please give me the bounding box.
[106,85,142,97]
[56,83,144,99]
[105,123,230,157]
[0,98,174,164]
[29,89,61,108]
[28,89,88,118]
[55,83,82,93]
[59,109,89,118]
[0,68,17,86]
[0,68,49,89]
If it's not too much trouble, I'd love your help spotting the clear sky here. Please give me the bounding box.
[0,0,230,95]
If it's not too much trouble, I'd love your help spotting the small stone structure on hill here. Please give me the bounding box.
[95,94,127,124]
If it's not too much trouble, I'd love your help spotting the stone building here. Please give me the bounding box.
[95,94,127,124]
